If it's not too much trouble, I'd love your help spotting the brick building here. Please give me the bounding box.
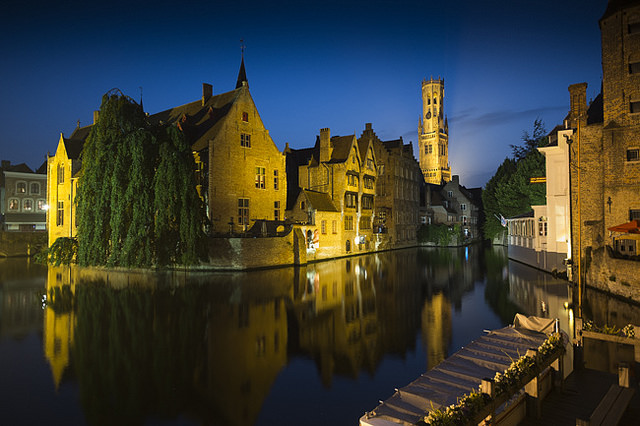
[358,123,422,247]
[47,58,287,240]
[1,160,47,231]
[286,128,378,256]
[419,77,451,184]
[150,58,287,234]
[47,130,87,243]
[567,0,640,288]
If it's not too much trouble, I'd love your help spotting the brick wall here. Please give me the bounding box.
[587,246,640,300]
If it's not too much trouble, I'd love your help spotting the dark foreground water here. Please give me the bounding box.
[1,245,640,426]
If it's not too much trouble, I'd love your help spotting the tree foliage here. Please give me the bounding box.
[75,90,207,268]
[483,120,547,240]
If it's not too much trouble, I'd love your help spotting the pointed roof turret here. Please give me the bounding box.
[236,43,248,89]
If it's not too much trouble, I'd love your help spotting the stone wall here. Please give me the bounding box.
[207,227,306,270]
[0,231,47,257]
[586,246,640,301]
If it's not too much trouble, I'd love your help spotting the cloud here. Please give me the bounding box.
[450,105,567,128]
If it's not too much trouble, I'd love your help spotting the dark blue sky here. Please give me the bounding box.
[1,0,606,187]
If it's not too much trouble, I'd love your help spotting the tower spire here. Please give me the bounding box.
[236,40,248,89]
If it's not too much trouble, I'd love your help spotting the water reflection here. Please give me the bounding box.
[1,246,635,425]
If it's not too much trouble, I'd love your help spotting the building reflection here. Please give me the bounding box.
[44,265,76,389]
[0,258,45,340]
[421,293,452,370]
[36,247,495,424]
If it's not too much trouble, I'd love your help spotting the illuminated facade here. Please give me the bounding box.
[567,0,640,289]
[149,58,287,234]
[358,123,422,247]
[507,126,572,273]
[419,77,451,184]
[47,129,88,244]
[286,128,378,255]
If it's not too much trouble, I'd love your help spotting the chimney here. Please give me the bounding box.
[319,128,332,163]
[452,175,460,185]
[202,83,213,105]
[365,122,372,131]
[93,110,99,124]
[568,82,588,127]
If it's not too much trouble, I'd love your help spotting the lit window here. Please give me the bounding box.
[8,198,19,211]
[37,200,46,211]
[57,201,64,226]
[628,148,640,162]
[241,133,251,147]
[238,198,249,225]
[255,167,265,189]
[242,111,249,122]
[30,182,40,195]
[345,192,357,208]
[23,199,33,212]
[362,195,373,210]
[344,215,353,231]
[16,181,26,193]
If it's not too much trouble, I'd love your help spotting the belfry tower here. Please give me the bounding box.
[419,77,451,184]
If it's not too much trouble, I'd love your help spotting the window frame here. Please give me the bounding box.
[627,147,640,162]
[255,167,266,189]
[238,198,250,225]
[16,181,27,194]
[8,198,19,211]
[240,133,251,148]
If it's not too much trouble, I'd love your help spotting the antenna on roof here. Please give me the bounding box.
[76,119,80,129]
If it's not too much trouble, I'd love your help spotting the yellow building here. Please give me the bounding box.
[286,128,378,255]
[419,77,451,184]
[47,128,89,245]
[47,57,287,240]
[150,58,287,234]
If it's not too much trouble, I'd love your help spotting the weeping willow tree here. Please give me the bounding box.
[76,90,207,267]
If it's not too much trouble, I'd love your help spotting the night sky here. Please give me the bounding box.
[1,0,606,187]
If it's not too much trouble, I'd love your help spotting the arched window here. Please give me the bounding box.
[346,239,351,253]
[23,199,33,212]
[8,198,19,211]
[16,181,26,193]
[30,182,40,195]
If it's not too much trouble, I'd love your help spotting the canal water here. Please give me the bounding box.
[1,245,640,426]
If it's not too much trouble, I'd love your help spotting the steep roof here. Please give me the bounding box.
[63,137,85,160]
[236,56,248,89]
[149,88,240,152]
[2,162,33,173]
[329,135,355,163]
[303,189,339,212]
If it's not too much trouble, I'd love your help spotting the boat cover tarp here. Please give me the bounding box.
[360,315,553,426]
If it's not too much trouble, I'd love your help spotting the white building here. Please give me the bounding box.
[507,125,572,274]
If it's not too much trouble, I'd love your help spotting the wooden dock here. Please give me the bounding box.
[519,367,640,426]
